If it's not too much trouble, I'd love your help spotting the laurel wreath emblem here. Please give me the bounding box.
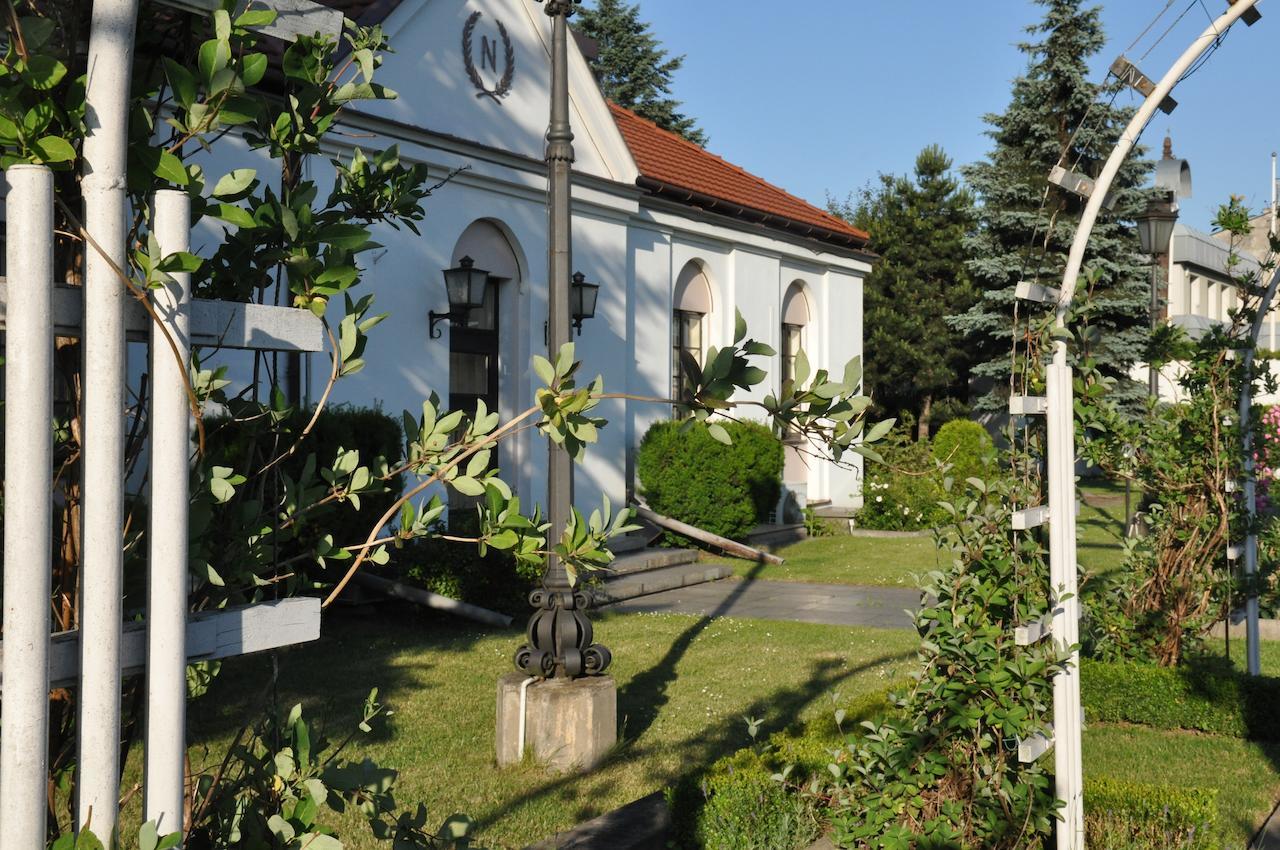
[462,11,515,103]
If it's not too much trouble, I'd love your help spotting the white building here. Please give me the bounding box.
[203,0,873,520]
[1145,223,1277,403]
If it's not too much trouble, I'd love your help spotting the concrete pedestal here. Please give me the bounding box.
[496,672,617,772]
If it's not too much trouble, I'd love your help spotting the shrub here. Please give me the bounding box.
[855,433,946,531]
[667,686,902,850]
[1083,777,1218,850]
[637,419,783,541]
[390,519,541,617]
[930,418,993,481]
[203,404,404,582]
[1081,657,1280,740]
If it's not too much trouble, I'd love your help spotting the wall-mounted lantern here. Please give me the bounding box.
[570,271,599,335]
[430,256,489,338]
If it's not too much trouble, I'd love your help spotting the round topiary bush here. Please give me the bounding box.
[636,419,784,541]
[930,418,993,481]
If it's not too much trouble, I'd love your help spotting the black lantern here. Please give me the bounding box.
[570,271,599,335]
[430,256,489,338]
[1136,193,1179,256]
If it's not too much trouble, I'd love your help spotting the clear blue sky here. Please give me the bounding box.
[630,1,1278,230]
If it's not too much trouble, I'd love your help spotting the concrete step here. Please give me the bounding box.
[604,547,700,577]
[746,522,807,549]
[591,562,735,606]
[524,791,669,849]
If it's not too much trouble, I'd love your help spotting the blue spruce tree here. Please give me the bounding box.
[951,0,1152,412]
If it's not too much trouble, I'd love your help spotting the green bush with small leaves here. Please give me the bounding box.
[1083,777,1218,850]
[1081,658,1280,741]
[854,433,946,531]
[637,419,784,541]
[930,418,994,481]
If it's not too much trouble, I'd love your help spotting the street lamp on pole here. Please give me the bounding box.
[515,0,612,680]
[1136,191,1179,398]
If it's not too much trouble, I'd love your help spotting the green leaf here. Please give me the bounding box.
[240,52,269,87]
[205,563,225,587]
[22,55,67,90]
[211,168,256,199]
[793,349,811,387]
[154,150,189,186]
[31,136,75,163]
[452,476,485,497]
[316,223,371,250]
[235,8,277,29]
[533,355,556,386]
[864,417,896,444]
[197,38,231,87]
[707,422,732,445]
[211,203,257,229]
[163,58,197,109]
[210,477,235,503]
[734,308,747,343]
[18,17,56,50]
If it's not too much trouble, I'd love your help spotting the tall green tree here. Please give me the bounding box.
[575,0,707,145]
[833,145,977,438]
[949,0,1151,412]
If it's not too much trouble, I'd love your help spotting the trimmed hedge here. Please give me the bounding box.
[1083,777,1218,850]
[1081,658,1280,740]
[669,682,1225,850]
[637,419,783,541]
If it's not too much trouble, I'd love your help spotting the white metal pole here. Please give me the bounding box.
[1048,4,1260,847]
[1046,357,1085,850]
[77,0,140,838]
[144,190,192,840]
[0,165,56,849]
[1238,265,1280,677]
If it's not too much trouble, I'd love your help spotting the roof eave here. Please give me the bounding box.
[636,175,871,252]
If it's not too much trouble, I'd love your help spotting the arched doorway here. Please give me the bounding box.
[780,282,811,520]
[447,221,524,511]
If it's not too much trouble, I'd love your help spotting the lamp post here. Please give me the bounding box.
[1135,191,1179,398]
[515,0,611,680]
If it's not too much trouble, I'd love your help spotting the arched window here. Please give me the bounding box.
[672,262,712,403]
[781,283,810,385]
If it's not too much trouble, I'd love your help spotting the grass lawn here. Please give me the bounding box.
[178,607,918,849]
[733,533,942,587]
[734,481,1132,588]
[1083,723,1280,847]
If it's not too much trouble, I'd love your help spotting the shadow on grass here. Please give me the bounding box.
[616,555,771,741]
[466,555,916,837]
[187,604,514,746]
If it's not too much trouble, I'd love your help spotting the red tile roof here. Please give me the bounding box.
[608,103,869,249]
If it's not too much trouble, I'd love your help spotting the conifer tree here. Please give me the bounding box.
[950,0,1151,412]
[575,0,707,145]
[834,145,977,438]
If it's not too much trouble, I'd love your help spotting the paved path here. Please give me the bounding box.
[606,577,921,629]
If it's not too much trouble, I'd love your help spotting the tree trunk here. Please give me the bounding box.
[917,394,933,441]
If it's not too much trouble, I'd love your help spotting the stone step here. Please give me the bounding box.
[746,522,807,549]
[524,791,669,849]
[604,547,700,577]
[591,562,734,606]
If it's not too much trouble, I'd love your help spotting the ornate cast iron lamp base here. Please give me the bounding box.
[515,588,611,678]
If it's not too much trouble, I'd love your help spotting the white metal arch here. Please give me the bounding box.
[1046,2,1263,847]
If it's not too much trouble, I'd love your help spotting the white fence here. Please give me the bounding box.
[0,175,325,844]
